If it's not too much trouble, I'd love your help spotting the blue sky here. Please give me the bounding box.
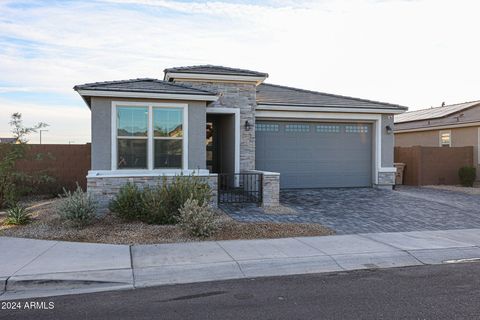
[1,0,480,143]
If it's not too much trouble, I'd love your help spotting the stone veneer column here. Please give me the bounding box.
[261,172,280,207]
[173,81,257,171]
[376,171,396,189]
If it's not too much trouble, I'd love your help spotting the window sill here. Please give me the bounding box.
[87,169,213,178]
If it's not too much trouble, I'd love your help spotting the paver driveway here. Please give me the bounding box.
[222,186,480,234]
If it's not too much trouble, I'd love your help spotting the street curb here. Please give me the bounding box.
[1,268,134,301]
[3,229,480,300]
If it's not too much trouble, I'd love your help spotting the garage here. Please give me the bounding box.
[255,121,373,188]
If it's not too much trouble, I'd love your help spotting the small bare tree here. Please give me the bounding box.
[10,112,49,144]
[0,113,49,208]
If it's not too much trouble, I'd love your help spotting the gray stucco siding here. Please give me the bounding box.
[91,97,112,170]
[90,97,206,171]
[187,100,207,169]
[381,114,395,167]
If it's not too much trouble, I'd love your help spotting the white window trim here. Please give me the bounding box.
[439,130,452,147]
[111,101,188,172]
[206,107,240,174]
[255,110,396,185]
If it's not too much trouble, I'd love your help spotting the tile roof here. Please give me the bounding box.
[394,100,480,123]
[164,65,268,77]
[74,78,217,96]
[256,83,408,111]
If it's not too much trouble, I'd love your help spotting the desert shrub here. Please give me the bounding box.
[167,175,212,212]
[459,166,477,187]
[0,144,23,208]
[109,176,212,225]
[4,203,30,225]
[109,182,143,221]
[14,171,58,197]
[148,175,212,224]
[57,185,97,227]
[139,185,173,224]
[178,198,218,238]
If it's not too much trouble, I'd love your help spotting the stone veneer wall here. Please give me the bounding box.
[87,174,218,211]
[173,80,257,171]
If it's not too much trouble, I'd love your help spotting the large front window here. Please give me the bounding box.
[114,103,186,170]
[153,108,183,168]
[117,107,148,169]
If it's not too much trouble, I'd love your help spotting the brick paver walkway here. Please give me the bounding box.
[222,187,480,234]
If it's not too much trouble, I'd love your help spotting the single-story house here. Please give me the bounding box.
[74,65,407,208]
[395,100,480,175]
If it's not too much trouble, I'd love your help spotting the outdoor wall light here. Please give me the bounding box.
[245,120,252,131]
[386,125,393,135]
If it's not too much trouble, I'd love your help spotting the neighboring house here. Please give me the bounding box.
[0,137,16,144]
[74,65,407,208]
[395,100,480,174]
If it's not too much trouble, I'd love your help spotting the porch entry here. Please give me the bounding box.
[206,112,262,204]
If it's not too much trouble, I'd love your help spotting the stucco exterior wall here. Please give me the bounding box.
[395,130,439,147]
[395,126,480,165]
[381,114,395,167]
[91,97,111,170]
[173,80,257,171]
[395,126,480,182]
[90,97,207,171]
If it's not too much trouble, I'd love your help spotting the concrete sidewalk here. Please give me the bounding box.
[2,228,480,300]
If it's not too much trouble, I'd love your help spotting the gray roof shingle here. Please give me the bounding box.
[257,83,408,111]
[394,100,480,123]
[74,78,217,96]
[164,65,268,77]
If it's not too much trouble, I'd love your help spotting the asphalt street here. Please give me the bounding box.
[2,263,480,320]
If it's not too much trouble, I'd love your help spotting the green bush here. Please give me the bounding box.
[178,198,218,238]
[0,144,23,208]
[57,185,97,227]
[459,166,477,187]
[4,203,30,225]
[108,183,143,221]
[139,185,172,224]
[109,176,212,225]
[168,175,212,211]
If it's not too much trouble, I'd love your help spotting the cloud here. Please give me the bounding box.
[0,98,90,144]
[0,0,479,142]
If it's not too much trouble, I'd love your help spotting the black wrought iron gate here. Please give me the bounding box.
[218,173,263,204]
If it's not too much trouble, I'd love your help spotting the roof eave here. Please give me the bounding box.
[164,72,268,85]
[75,89,219,103]
[256,104,407,114]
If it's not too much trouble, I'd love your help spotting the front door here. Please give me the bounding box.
[206,120,219,173]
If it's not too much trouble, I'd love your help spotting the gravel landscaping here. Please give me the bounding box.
[424,185,480,195]
[0,199,334,244]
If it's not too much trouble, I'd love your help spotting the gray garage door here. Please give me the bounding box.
[255,121,373,188]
